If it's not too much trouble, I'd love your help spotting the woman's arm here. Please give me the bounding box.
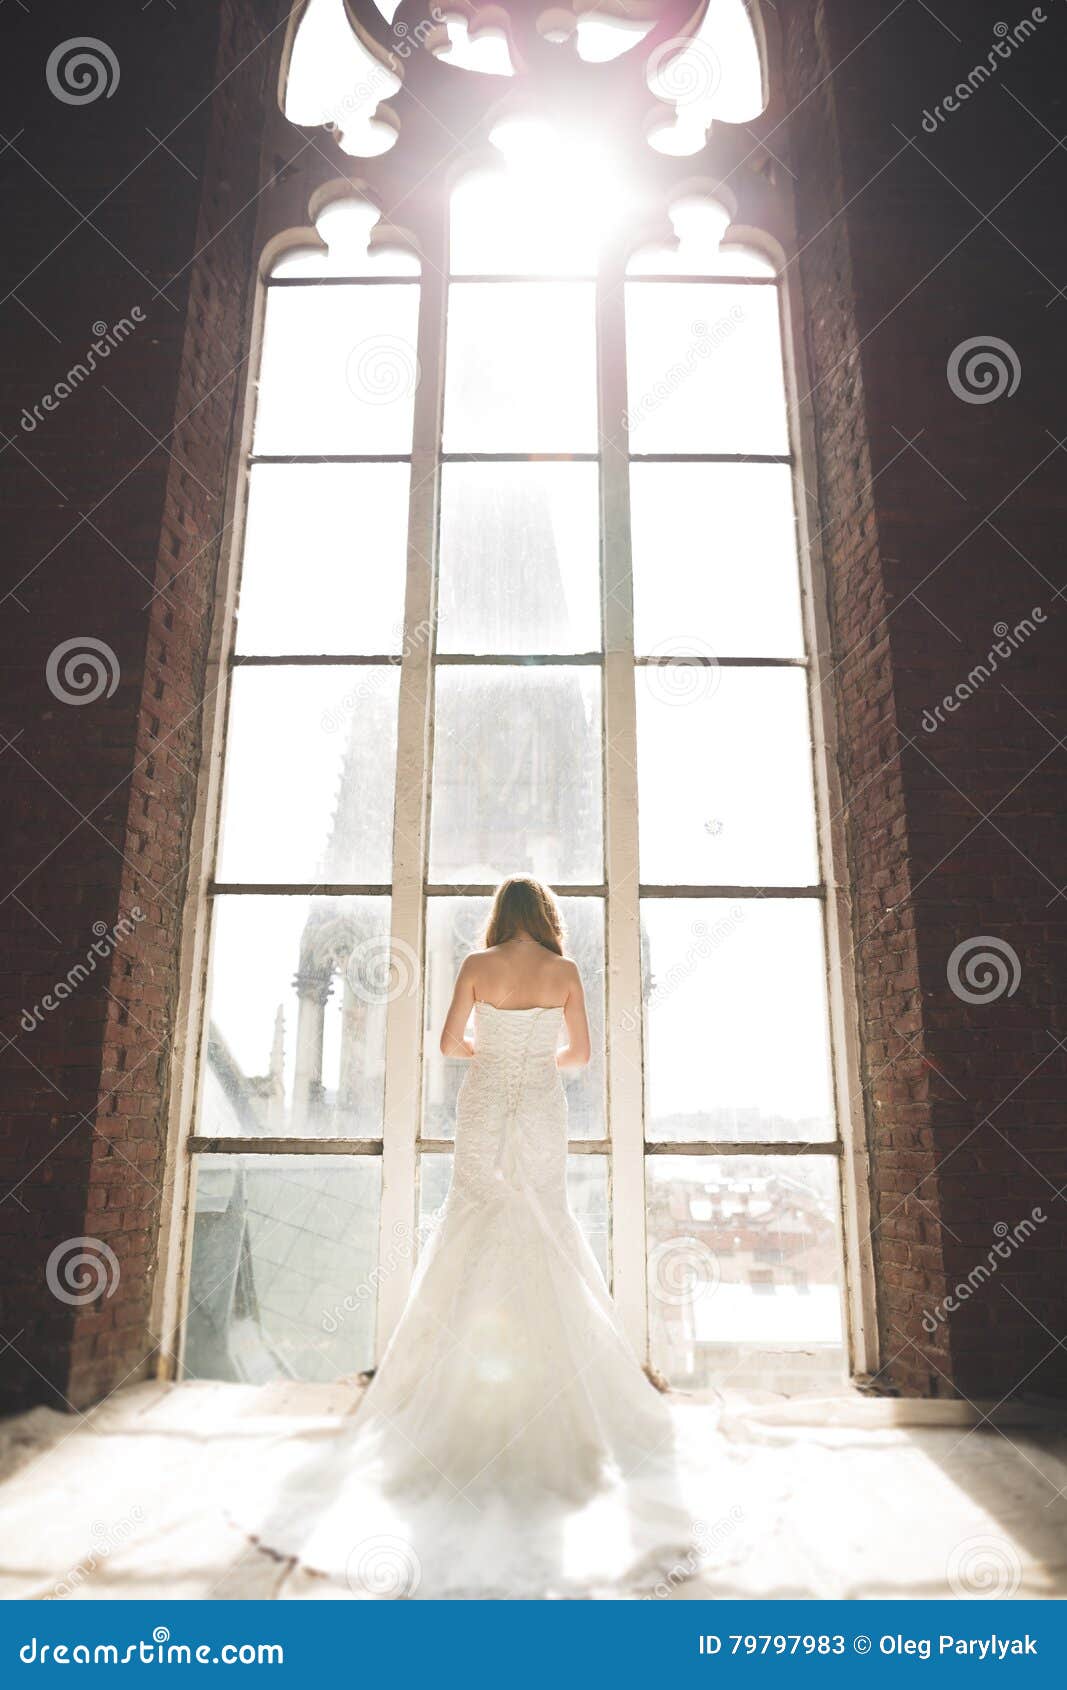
[439,955,477,1059]
[557,962,591,1070]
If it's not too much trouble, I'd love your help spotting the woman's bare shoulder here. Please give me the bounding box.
[459,948,490,974]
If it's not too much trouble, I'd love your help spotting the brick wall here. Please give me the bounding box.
[0,1,273,1412]
[784,0,1067,1398]
[0,0,1063,1413]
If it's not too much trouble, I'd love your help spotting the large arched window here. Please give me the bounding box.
[171,0,870,1396]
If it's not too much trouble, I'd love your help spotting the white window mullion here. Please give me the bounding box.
[376,233,446,1356]
[597,263,647,1362]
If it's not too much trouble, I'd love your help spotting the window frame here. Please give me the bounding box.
[152,84,878,1391]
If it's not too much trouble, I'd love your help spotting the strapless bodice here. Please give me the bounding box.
[451,1003,568,1203]
[472,1002,565,1068]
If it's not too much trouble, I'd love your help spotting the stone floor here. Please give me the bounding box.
[1,1381,1066,1600]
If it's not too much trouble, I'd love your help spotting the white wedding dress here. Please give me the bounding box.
[234,1004,717,1598]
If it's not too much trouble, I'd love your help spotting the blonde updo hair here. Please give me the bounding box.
[484,876,564,956]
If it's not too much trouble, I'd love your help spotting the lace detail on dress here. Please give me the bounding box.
[453,1005,567,1204]
[229,1002,708,1598]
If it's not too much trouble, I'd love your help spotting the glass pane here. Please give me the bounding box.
[646,0,764,156]
[625,283,788,455]
[418,1152,610,1281]
[437,16,513,74]
[217,666,399,883]
[647,1155,844,1393]
[567,1154,610,1281]
[417,1149,454,1230]
[437,463,600,654]
[430,666,603,884]
[423,897,606,1140]
[202,895,393,1139]
[641,899,835,1143]
[443,283,597,452]
[577,14,654,63]
[630,463,803,658]
[450,162,597,276]
[636,667,818,885]
[253,285,419,456]
[184,1153,381,1382]
[284,0,399,157]
[235,464,410,655]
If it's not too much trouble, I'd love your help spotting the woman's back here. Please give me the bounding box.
[438,878,591,1069]
[468,938,576,1011]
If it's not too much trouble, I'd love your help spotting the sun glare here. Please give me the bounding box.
[476,118,629,271]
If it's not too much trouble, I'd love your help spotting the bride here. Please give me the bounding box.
[236,877,709,1598]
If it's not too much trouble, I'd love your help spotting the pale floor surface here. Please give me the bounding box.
[1,1381,1066,1600]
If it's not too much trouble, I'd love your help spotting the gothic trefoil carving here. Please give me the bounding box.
[260,0,789,272]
